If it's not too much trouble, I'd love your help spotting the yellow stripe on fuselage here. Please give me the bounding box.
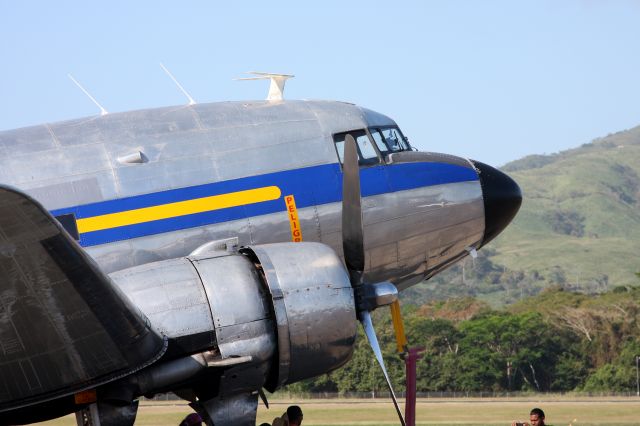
[76,186,282,233]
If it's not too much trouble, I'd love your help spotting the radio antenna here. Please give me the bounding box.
[160,63,196,105]
[68,74,108,116]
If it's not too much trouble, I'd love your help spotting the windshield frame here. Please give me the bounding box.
[366,125,412,159]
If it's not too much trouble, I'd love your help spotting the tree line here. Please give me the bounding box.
[285,285,640,394]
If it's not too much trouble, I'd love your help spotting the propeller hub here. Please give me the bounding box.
[357,281,398,313]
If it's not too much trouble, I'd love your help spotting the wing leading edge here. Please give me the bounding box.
[0,185,167,412]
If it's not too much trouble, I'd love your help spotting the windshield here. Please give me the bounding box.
[369,127,410,153]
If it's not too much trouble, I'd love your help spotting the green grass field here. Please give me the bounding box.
[36,397,640,425]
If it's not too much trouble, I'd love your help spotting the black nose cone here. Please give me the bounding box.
[470,160,522,247]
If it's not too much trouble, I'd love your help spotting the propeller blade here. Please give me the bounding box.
[361,311,406,426]
[342,134,404,425]
[341,133,365,281]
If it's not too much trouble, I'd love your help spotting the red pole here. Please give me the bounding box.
[404,347,425,426]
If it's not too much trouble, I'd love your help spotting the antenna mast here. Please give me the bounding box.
[160,63,196,105]
[235,72,294,101]
[68,74,108,116]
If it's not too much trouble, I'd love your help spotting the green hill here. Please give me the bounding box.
[494,126,640,286]
[404,125,640,306]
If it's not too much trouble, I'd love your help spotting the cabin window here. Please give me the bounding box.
[333,130,380,166]
[370,126,411,153]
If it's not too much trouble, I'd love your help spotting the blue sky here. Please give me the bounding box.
[1,1,639,166]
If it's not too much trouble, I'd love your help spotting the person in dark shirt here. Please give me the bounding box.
[286,405,303,426]
[272,405,303,426]
[511,407,548,426]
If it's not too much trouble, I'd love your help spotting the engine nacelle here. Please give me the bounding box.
[109,242,356,396]
[242,243,357,390]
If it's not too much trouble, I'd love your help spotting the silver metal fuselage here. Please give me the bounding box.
[0,99,484,290]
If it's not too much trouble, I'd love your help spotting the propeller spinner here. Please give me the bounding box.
[341,134,406,426]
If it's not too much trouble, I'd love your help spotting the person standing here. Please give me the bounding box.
[272,405,303,426]
[511,407,547,426]
[286,405,303,426]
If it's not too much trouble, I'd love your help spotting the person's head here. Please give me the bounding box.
[259,424,271,426]
[529,408,545,426]
[179,412,203,426]
[287,405,303,425]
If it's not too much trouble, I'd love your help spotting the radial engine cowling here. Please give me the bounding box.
[110,242,357,396]
[242,243,357,391]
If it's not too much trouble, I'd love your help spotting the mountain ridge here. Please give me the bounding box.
[405,124,640,306]
[493,124,640,295]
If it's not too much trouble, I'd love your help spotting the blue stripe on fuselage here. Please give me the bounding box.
[51,162,478,247]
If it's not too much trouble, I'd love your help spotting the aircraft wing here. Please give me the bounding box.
[0,185,167,412]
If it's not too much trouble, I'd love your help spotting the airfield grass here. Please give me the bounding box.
[36,396,640,425]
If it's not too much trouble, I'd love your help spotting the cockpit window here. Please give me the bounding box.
[370,130,389,154]
[333,130,380,166]
[356,133,378,163]
[370,126,410,153]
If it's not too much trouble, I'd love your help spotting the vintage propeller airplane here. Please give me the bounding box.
[0,74,521,425]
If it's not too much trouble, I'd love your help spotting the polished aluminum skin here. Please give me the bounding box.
[0,100,485,292]
[196,392,259,426]
[0,98,506,425]
[110,252,276,396]
[110,257,217,343]
[107,243,356,420]
[245,243,357,389]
